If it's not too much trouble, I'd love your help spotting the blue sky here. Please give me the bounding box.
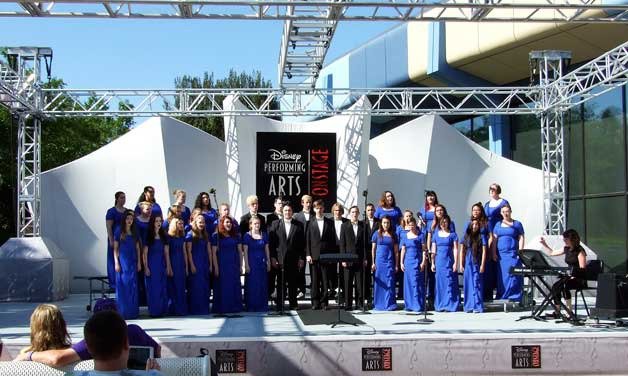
[0,18,399,88]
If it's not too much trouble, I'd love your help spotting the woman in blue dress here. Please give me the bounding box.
[134,186,162,218]
[135,201,152,246]
[211,216,244,314]
[242,216,270,312]
[143,215,168,317]
[195,192,217,235]
[106,191,127,288]
[431,215,460,312]
[492,204,525,301]
[484,183,509,300]
[400,217,426,312]
[371,216,398,311]
[419,191,438,309]
[374,191,403,228]
[461,219,487,313]
[113,210,141,319]
[173,189,191,226]
[167,218,188,316]
[394,210,415,300]
[185,215,212,315]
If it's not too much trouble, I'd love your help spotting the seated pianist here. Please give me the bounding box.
[539,229,587,319]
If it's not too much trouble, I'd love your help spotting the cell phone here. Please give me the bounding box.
[127,346,154,370]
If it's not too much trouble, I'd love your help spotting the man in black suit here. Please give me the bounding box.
[265,196,284,301]
[331,203,348,303]
[364,203,379,308]
[340,205,368,310]
[305,200,336,310]
[240,195,267,237]
[269,203,305,310]
[266,196,284,227]
[293,195,314,299]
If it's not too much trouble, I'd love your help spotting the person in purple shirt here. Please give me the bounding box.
[13,298,160,366]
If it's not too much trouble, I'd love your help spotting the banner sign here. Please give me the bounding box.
[256,132,337,212]
[362,347,392,371]
[215,349,247,373]
[511,345,541,369]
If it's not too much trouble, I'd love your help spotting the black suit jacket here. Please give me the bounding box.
[269,219,305,265]
[339,220,367,262]
[306,217,336,260]
[293,210,314,230]
[239,212,266,236]
[266,212,281,227]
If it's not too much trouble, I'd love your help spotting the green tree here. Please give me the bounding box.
[172,69,275,140]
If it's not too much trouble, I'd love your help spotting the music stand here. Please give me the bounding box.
[320,253,359,327]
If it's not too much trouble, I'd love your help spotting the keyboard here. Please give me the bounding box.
[510,266,570,277]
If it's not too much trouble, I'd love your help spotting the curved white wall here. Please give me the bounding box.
[41,117,228,292]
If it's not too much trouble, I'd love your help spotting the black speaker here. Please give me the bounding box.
[594,273,628,319]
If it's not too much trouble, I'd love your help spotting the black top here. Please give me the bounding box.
[564,245,586,268]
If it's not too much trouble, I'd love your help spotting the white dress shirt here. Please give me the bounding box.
[284,219,292,236]
[316,217,324,235]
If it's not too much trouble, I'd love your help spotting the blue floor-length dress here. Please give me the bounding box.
[106,207,125,289]
[372,232,397,311]
[483,199,509,300]
[115,229,139,319]
[432,231,460,312]
[211,233,243,314]
[186,232,210,315]
[134,217,150,306]
[167,235,188,316]
[493,220,524,301]
[463,239,485,313]
[401,234,425,312]
[420,208,436,305]
[145,238,168,317]
[243,233,269,312]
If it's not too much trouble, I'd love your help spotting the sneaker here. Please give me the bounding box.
[297,291,305,299]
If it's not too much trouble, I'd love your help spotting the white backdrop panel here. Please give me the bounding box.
[368,115,544,237]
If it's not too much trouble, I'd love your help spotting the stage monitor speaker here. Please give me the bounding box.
[594,273,628,319]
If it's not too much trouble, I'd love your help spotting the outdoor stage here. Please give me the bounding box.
[1,294,628,375]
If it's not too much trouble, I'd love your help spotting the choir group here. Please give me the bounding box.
[105,184,525,319]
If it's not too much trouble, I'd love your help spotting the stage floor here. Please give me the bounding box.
[2,294,628,374]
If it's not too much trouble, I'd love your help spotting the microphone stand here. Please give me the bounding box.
[417,235,433,324]
[355,192,371,316]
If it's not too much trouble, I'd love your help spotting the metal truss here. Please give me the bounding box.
[0,48,50,237]
[530,50,572,235]
[16,115,42,237]
[41,86,540,117]
[278,3,343,89]
[1,0,627,22]
[546,40,628,111]
[0,59,37,112]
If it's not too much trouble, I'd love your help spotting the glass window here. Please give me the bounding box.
[585,196,627,273]
[471,115,489,148]
[453,118,472,138]
[567,199,585,236]
[583,87,626,195]
[567,106,584,197]
[511,114,541,169]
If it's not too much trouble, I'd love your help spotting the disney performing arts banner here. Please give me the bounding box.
[256,132,337,212]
